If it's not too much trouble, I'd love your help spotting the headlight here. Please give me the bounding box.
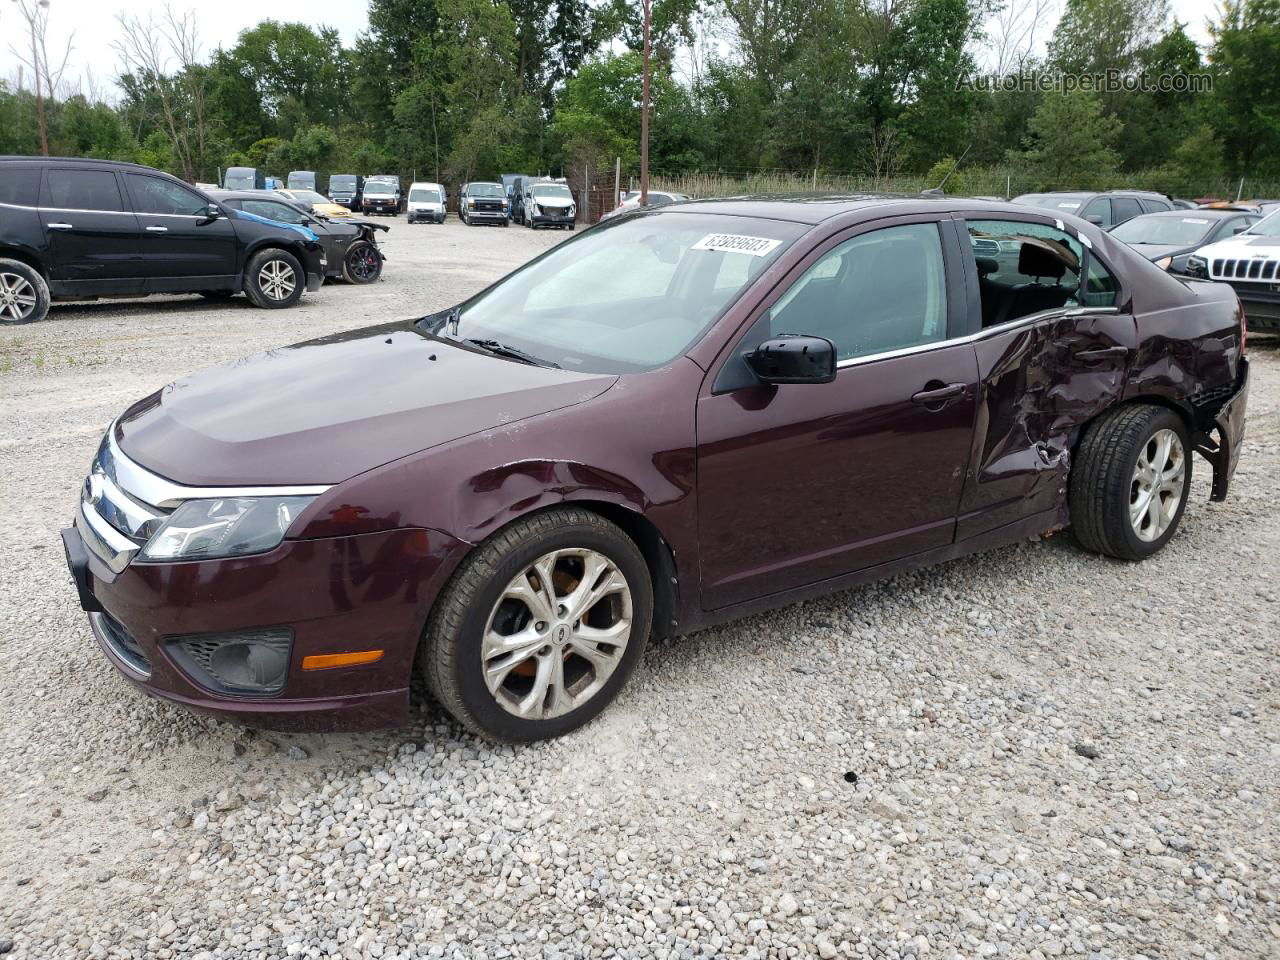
[1156,255,1172,270]
[140,496,315,562]
[468,199,476,208]
[568,204,576,217]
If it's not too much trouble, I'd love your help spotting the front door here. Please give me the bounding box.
[39,167,143,295]
[696,218,979,610]
[122,173,238,291]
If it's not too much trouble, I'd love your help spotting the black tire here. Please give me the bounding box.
[342,241,382,284]
[0,258,50,325]
[242,248,305,309]
[1070,404,1192,561]
[421,507,653,742]
[569,224,576,230]
[502,218,509,228]
[199,290,236,300]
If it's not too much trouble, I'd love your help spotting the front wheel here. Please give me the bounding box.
[1070,404,1192,561]
[421,507,653,742]
[242,249,304,309]
[0,258,49,325]
[342,241,382,284]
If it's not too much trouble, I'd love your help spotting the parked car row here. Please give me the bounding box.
[0,156,398,325]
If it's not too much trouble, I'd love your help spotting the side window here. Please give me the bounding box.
[1081,197,1112,226]
[46,170,124,212]
[1140,198,1172,213]
[241,200,306,224]
[1111,197,1142,224]
[126,175,207,216]
[0,166,41,206]
[770,222,948,362]
[965,219,1083,328]
[1083,255,1119,307]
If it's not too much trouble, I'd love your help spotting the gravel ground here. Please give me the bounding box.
[0,219,1277,960]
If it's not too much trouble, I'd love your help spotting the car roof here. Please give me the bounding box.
[0,156,184,176]
[661,193,1045,226]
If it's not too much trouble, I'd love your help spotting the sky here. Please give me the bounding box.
[0,0,1219,101]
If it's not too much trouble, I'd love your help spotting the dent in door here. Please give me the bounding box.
[961,312,1136,537]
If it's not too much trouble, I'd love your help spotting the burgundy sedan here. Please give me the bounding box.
[62,196,1250,742]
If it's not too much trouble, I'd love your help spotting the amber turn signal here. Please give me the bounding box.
[301,650,384,671]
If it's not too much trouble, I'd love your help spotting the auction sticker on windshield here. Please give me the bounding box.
[692,234,783,257]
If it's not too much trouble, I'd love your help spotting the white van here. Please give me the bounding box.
[407,182,446,224]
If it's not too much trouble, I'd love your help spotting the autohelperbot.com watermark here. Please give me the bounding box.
[957,70,1213,94]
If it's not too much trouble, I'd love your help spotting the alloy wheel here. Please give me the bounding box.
[347,245,380,282]
[258,260,297,301]
[481,548,633,720]
[0,272,38,322]
[1130,428,1185,542]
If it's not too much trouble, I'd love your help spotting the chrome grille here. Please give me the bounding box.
[1211,257,1278,281]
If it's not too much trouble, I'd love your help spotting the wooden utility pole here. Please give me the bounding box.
[640,0,651,207]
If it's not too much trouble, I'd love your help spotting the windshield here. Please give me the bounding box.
[225,173,256,190]
[430,213,805,374]
[1112,216,1214,245]
[469,183,504,198]
[531,184,572,200]
[330,176,356,191]
[1246,211,1280,237]
[365,182,397,197]
[1013,194,1086,211]
[410,188,442,203]
[289,190,328,205]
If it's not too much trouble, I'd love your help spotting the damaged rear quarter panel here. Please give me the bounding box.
[959,310,1137,540]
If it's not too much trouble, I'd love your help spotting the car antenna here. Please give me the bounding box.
[921,145,971,197]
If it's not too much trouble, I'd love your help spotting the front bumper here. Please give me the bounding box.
[530,208,575,227]
[1225,284,1280,330]
[61,520,465,731]
[465,207,506,221]
[363,201,399,214]
[408,208,444,222]
[1194,357,1249,502]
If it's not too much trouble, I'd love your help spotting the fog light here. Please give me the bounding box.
[168,628,293,696]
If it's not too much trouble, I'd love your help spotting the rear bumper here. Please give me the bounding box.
[1194,357,1249,502]
[61,521,468,732]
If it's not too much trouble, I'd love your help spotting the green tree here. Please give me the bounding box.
[1209,0,1280,177]
[1011,89,1122,188]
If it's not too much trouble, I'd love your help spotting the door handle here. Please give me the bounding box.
[911,382,966,405]
[1073,345,1128,361]
[46,222,73,231]
[145,225,169,233]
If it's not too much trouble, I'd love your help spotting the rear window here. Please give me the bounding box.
[46,169,125,212]
[0,166,40,206]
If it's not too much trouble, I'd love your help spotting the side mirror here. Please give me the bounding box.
[1232,223,1248,234]
[1085,214,1104,225]
[197,204,221,224]
[745,335,837,385]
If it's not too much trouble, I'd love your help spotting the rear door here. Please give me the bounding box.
[955,215,1136,539]
[123,173,238,291]
[38,167,143,295]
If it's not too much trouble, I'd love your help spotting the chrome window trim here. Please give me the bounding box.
[834,306,1121,370]
[103,423,331,509]
[0,201,135,216]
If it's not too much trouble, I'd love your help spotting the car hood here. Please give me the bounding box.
[1195,234,1280,259]
[116,322,617,486]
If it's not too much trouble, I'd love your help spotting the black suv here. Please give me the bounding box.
[1011,190,1174,228]
[0,157,326,324]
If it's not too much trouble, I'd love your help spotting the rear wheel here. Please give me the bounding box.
[421,507,652,742]
[1070,404,1192,561]
[342,241,382,284]
[242,249,304,309]
[0,259,49,325]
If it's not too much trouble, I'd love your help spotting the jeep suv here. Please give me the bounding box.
[0,157,326,324]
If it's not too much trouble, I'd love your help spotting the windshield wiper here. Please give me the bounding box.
[463,338,559,368]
